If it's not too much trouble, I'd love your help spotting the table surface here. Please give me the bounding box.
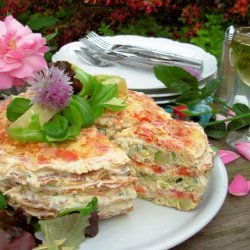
[173,138,250,250]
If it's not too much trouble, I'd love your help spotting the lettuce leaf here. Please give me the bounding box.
[0,192,7,210]
[36,197,98,250]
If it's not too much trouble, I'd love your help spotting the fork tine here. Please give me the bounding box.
[80,38,105,53]
[85,36,108,50]
[87,32,111,49]
[75,49,110,67]
[75,50,97,65]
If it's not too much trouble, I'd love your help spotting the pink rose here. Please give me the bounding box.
[0,15,49,90]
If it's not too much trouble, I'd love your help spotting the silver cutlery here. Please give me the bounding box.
[75,47,203,72]
[82,31,203,69]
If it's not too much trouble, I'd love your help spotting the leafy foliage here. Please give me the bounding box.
[0,1,249,63]
[154,65,250,139]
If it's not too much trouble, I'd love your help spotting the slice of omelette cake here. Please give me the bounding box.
[95,90,171,138]
[0,100,137,219]
[114,120,214,210]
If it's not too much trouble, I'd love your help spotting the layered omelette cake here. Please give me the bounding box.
[95,90,171,137]
[0,100,137,219]
[114,120,214,210]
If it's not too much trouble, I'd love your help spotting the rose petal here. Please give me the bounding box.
[217,149,240,165]
[235,142,250,161]
[228,174,250,196]
[0,72,15,89]
[216,114,226,121]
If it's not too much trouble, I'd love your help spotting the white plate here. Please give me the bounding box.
[81,157,228,250]
[52,35,217,90]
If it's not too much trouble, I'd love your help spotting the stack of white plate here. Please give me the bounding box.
[52,35,217,105]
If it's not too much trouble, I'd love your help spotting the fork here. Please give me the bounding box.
[75,48,167,68]
[83,31,203,68]
[75,49,153,67]
[75,49,112,66]
[75,48,202,71]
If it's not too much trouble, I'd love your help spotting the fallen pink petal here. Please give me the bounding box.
[228,174,250,196]
[217,149,240,165]
[235,142,250,161]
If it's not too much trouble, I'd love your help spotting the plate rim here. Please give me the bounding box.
[52,37,217,91]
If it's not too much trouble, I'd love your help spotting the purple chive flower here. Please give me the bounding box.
[27,66,73,111]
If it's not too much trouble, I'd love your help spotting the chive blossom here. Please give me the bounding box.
[27,66,73,111]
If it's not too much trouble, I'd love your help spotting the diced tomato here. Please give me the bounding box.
[37,155,50,164]
[135,185,146,193]
[177,167,192,176]
[170,189,195,201]
[55,149,79,162]
[150,165,164,174]
[135,126,154,142]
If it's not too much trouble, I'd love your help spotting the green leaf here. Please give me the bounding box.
[90,84,118,107]
[58,197,98,217]
[7,114,47,142]
[46,105,82,142]
[39,214,88,250]
[71,96,94,127]
[104,97,126,112]
[44,52,53,62]
[0,193,7,210]
[27,16,58,31]
[6,97,32,122]
[205,123,227,139]
[176,91,201,105]
[73,67,99,97]
[231,103,250,116]
[92,105,104,119]
[66,104,82,139]
[45,29,58,42]
[227,119,249,132]
[69,99,85,126]
[38,197,97,250]
[153,65,198,93]
[43,115,69,139]
[200,79,221,98]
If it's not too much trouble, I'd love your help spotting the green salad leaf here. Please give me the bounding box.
[43,115,69,139]
[6,67,127,143]
[58,197,98,217]
[6,97,32,122]
[7,114,47,142]
[104,97,127,111]
[73,66,100,97]
[0,192,7,210]
[71,95,94,127]
[37,197,98,250]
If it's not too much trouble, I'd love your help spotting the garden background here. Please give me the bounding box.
[1,0,249,63]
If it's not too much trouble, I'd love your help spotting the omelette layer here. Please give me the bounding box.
[0,100,137,219]
[113,119,214,210]
[4,184,136,219]
[133,160,211,210]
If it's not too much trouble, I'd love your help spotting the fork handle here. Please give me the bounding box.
[121,55,203,71]
[111,45,203,67]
